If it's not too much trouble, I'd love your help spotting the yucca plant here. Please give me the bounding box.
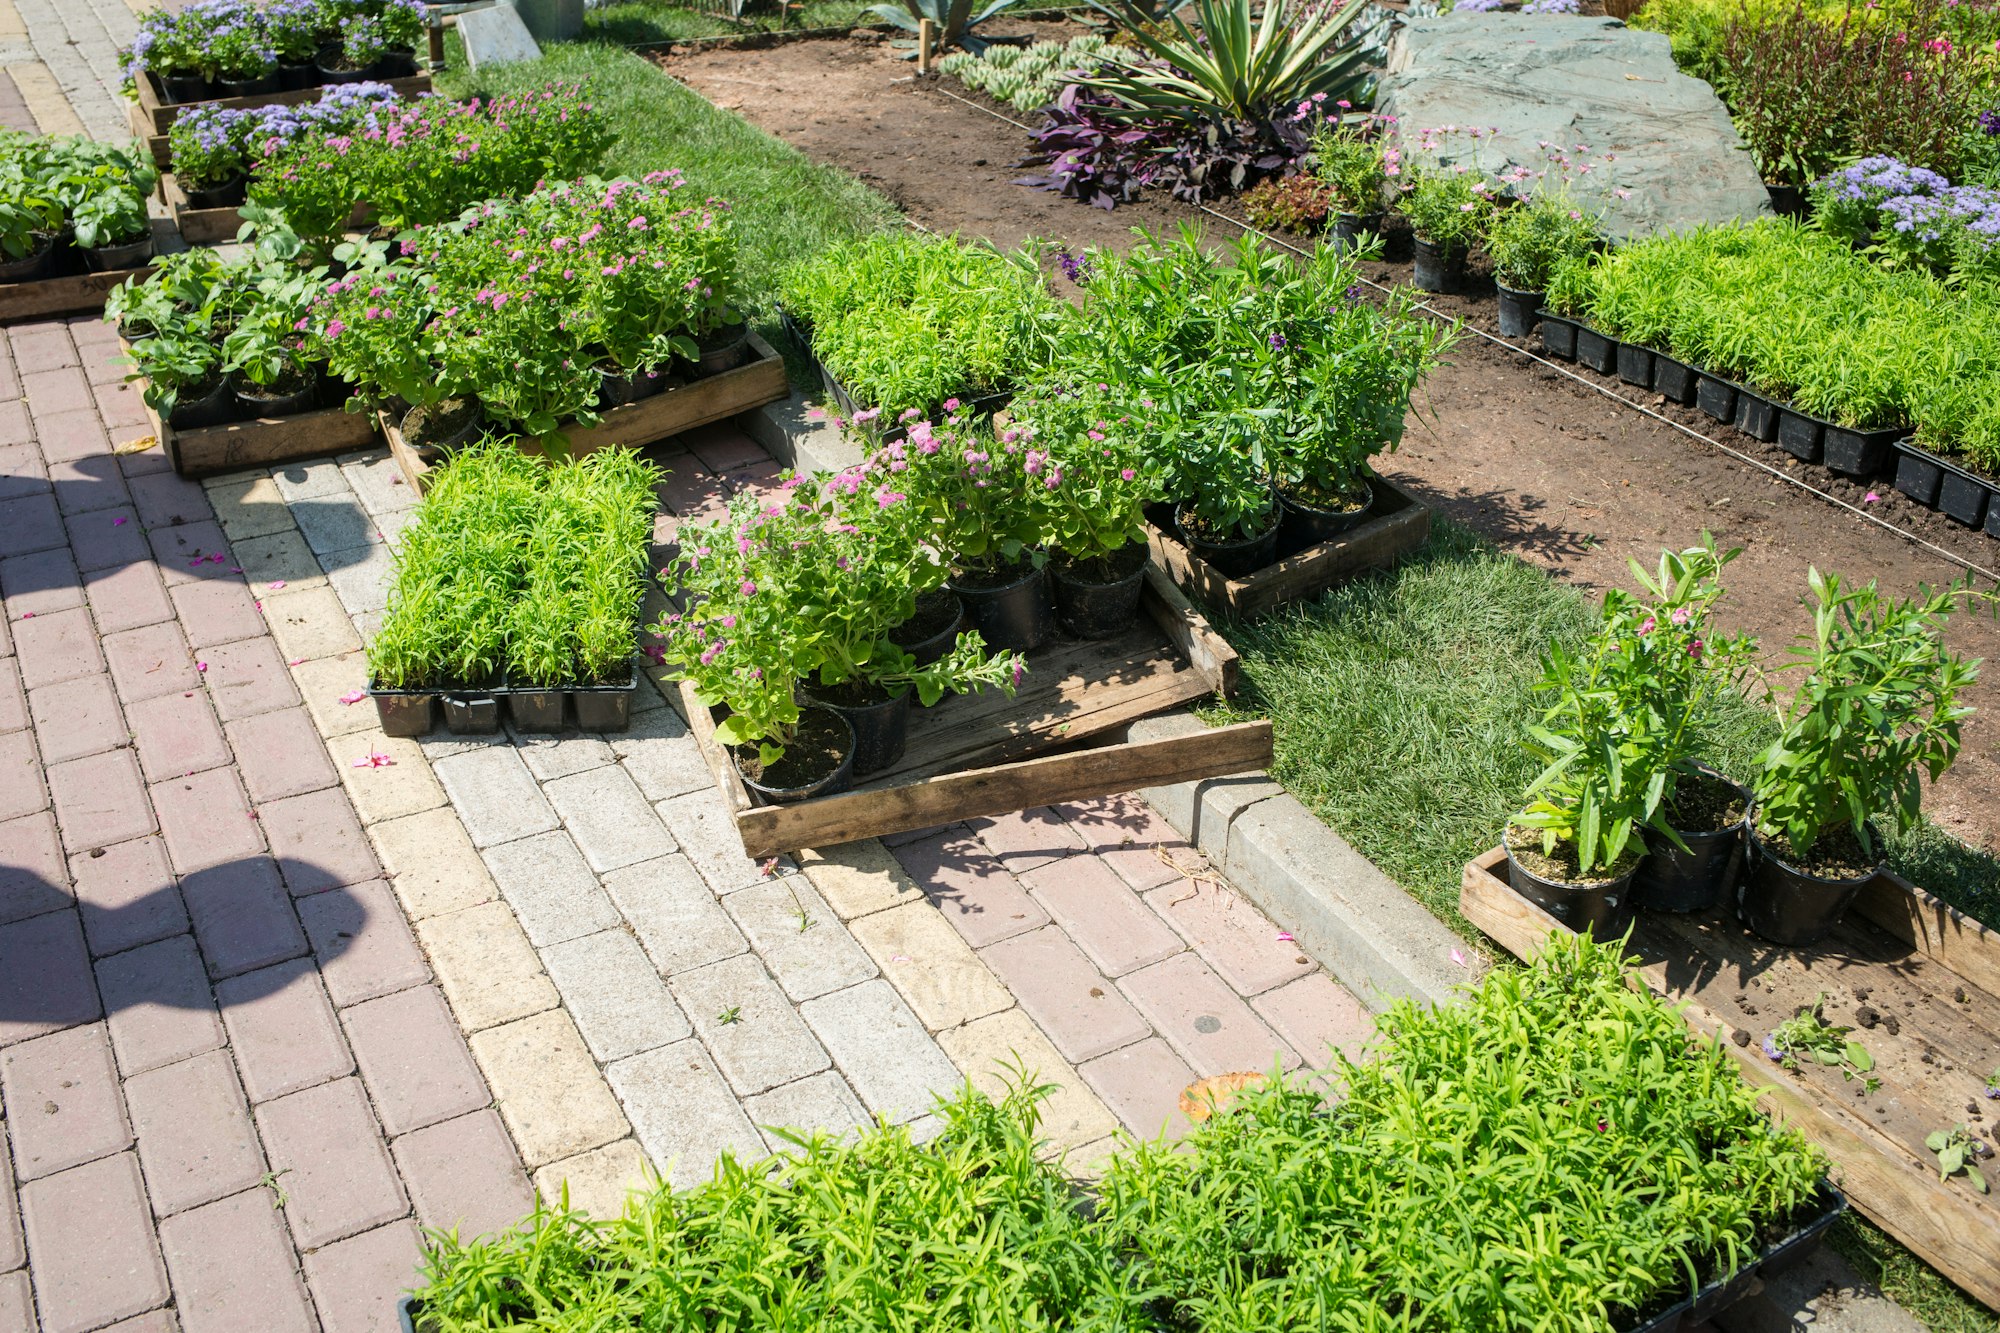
[867,0,1024,53]
[1080,0,1377,127]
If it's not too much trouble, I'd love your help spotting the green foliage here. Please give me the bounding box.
[0,132,156,256]
[370,443,660,690]
[1081,0,1376,128]
[1095,932,1829,1333]
[1308,113,1391,215]
[866,0,1024,51]
[1749,569,1983,861]
[782,231,1063,417]
[938,35,1130,113]
[1766,997,1880,1091]
[1482,188,1602,292]
[1514,541,1757,875]
[1926,1125,1991,1193]
[1395,159,1492,251]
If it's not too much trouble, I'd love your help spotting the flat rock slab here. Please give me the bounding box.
[458,4,542,70]
[1377,15,1769,239]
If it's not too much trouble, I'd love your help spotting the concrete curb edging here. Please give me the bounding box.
[1127,714,1488,1013]
[742,392,863,478]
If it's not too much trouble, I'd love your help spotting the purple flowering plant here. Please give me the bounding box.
[1007,385,1158,565]
[653,470,1023,765]
[890,407,1055,575]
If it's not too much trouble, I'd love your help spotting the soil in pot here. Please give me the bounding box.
[1495,283,1542,339]
[889,587,964,668]
[0,233,55,284]
[1738,822,1882,947]
[1634,768,1748,913]
[949,557,1056,653]
[231,364,318,418]
[733,706,855,802]
[803,676,911,775]
[1504,824,1641,941]
[1051,543,1148,639]
[1277,477,1375,555]
[1174,503,1281,579]
[402,397,485,452]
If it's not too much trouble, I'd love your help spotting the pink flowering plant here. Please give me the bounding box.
[304,171,744,435]
[1308,108,1396,215]
[1007,386,1157,566]
[1513,541,1758,876]
[889,406,1054,575]
[1395,128,1501,252]
[654,470,1023,765]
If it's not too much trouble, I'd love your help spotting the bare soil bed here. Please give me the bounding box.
[657,34,2000,850]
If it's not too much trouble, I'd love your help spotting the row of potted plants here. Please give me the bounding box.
[124,0,427,104]
[105,220,334,427]
[403,934,1837,1332]
[164,79,401,210]
[302,170,747,448]
[368,440,658,735]
[1812,154,2000,286]
[0,132,158,280]
[780,231,1064,422]
[1537,216,2000,531]
[1505,539,1983,948]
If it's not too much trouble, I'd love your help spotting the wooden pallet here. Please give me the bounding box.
[1147,475,1432,621]
[382,331,791,491]
[158,173,374,247]
[0,258,154,323]
[678,565,1272,858]
[1461,847,2000,1311]
[130,71,434,167]
[143,395,379,477]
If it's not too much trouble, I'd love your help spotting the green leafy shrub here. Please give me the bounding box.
[1394,153,1492,252]
[938,35,1129,114]
[1097,932,1829,1333]
[782,231,1063,417]
[1308,112,1392,215]
[1483,188,1601,292]
[0,131,157,254]
[370,443,660,689]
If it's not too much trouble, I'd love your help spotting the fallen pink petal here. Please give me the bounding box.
[1275,931,1295,942]
[287,658,305,666]
[339,690,367,705]
[269,580,287,590]
[112,516,128,526]
[195,661,208,672]
[1451,948,1468,967]
[1865,491,1881,503]
[17,612,30,620]
[353,751,395,768]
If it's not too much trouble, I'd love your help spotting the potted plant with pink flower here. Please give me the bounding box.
[1308,106,1395,252]
[654,466,1023,789]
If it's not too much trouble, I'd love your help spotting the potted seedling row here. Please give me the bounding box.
[367,443,656,738]
[0,134,162,321]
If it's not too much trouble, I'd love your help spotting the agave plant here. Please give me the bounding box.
[867,0,1024,52]
[1081,0,1377,127]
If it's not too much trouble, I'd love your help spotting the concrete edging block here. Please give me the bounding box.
[738,391,862,478]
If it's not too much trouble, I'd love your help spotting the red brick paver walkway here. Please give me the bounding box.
[0,318,531,1333]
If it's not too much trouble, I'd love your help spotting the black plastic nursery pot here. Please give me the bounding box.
[507,687,566,733]
[0,233,55,284]
[376,47,420,77]
[1893,439,1944,506]
[1494,283,1542,339]
[1574,324,1619,375]
[1775,407,1825,464]
[1276,480,1376,553]
[277,61,318,91]
[1332,210,1384,254]
[1737,823,1881,947]
[1650,353,1697,406]
[1732,386,1779,443]
[230,370,318,419]
[1411,236,1465,294]
[1766,182,1808,218]
[1503,838,1639,942]
[442,691,502,735]
[1936,458,1997,528]
[1050,546,1148,640]
[734,706,856,804]
[401,399,487,454]
[1820,424,1900,479]
[1174,503,1282,579]
[571,664,638,732]
[948,559,1057,654]
[1537,309,1579,360]
[316,47,376,85]
[83,234,155,274]
[1633,768,1749,914]
[889,589,966,670]
[368,683,436,739]
[695,328,752,377]
[219,72,279,97]
[1694,371,1737,424]
[156,72,216,103]
[1616,341,1654,389]
[184,175,248,210]
[802,682,911,776]
[169,377,239,431]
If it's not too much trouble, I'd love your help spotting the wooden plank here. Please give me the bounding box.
[159,173,244,247]
[734,720,1274,858]
[162,402,379,476]
[1147,475,1432,621]
[1142,562,1238,695]
[1461,852,2000,1312]
[135,70,433,137]
[0,262,155,323]
[378,332,788,489]
[677,679,752,818]
[1855,870,2000,1002]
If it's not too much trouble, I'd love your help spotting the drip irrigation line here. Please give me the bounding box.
[926,81,2000,585]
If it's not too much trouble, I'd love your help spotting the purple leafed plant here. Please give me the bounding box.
[1015,83,1166,210]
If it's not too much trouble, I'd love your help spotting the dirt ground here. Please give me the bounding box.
[657,34,2000,851]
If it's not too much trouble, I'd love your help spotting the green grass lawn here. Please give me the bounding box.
[582,0,875,43]
[434,40,899,308]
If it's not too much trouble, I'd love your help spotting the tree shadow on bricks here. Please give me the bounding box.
[0,858,366,1039]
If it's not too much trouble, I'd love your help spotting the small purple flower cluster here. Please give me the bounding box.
[169,82,397,185]
[1453,0,1508,13]
[1814,154,2000,272]
[124,0,427,80]
[1521,0,1581,14]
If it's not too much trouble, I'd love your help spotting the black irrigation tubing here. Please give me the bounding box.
[927,79,2000,587]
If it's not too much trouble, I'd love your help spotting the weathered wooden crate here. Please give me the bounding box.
[144,396,379,477]
[382,331,790,490]
[677,565,1274,858]
[0,259,154,324]
[1461,846,2000,1312]
[1147,475,1432,621]
[130,71,434,167]
[158,173,374,247]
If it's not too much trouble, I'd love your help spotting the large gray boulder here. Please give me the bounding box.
[1375,15,1769,239]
